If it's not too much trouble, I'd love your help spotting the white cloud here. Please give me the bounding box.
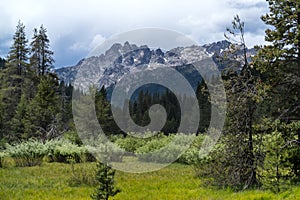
[0,0,269,67]
[89,34,106,50]
[244,32,267,47]
[69,34,106,52]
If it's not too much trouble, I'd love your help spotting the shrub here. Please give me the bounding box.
[6,139,48,167]
[63,131,83,145]
[86,142,124,163]
[257,132,292,193]
[135,133,199,164]
[180,147,200,164]
[255,119,300,193]
[179,135,205,164]
[46,139,86,163]
[136,136,171,163]
[55,143,84,163]
[115,136,147,153]
[193,140,230,187]
[44,139,66,162]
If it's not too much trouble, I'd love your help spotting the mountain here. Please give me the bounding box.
[55,40,255,97]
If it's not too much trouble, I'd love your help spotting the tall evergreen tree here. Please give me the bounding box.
[95,86,119,135]
[11,93,27,140]
[6,20,29,78]
[223,15,260,188]
[0,21,29,141]
[196,79,211,133]
[0,57,5,70]
[255,0,300,182]
[259,0,300,128]
[196,15,262,190]
[59,82,75,131]
[23,75,61,140]
[30,25,54,76]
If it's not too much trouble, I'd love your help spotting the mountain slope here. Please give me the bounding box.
[55,40,255,95]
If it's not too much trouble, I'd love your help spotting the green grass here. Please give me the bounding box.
[0,160,300,200]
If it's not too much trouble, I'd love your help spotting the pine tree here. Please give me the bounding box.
[11,94,28,140]
[196,79,211,133]
[95,86,118,135]
[59,82,74,131]
[257,0,300,122]
[255,0,300,183]
[0,57,5,70]
[30,25,54,76]
[91,147,120,200]
[196,15,262,190]
[225,15,262,189]
[23,75,61,140]
[6,20,29,78]
[0,20,29,141]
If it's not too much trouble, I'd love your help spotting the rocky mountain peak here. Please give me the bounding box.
[203,40,231,54]
[55,40,255,93]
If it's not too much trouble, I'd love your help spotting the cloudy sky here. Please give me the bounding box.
[0,0,269,68]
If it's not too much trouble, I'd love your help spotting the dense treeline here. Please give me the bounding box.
[0,21,75,144]
[0,21,212,145]
[123,80,211,134]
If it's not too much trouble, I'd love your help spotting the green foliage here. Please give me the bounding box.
[91,149,120,200]
[115,133,150,153]
[0,20,29,141]
[6,20,29,71]
[63,131,83,146]
[193,141,228,187]
[95,86,119,135]
[45,139,86,163]
[209,15,261,190]
[30,25,54,76]
[6,139,47,167]
[247,0,300,193]
[135,134,170,162]
[114,133,204,164]
[23,75,61,140]
[255,119,300,193]
[179,134,205,164]
[196,79,211,133]
[0,21,73,143]
[5,139,88,165]
[128,89,183,134]
[53,141,85,163]
[0,21,77,144]
[258,131,292,193]
[11,93,27,139]
[86,142,124,163]
[255,0,300,121]
[135,134,196,163]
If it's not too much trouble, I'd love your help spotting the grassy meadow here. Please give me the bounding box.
[1,159,299,200]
